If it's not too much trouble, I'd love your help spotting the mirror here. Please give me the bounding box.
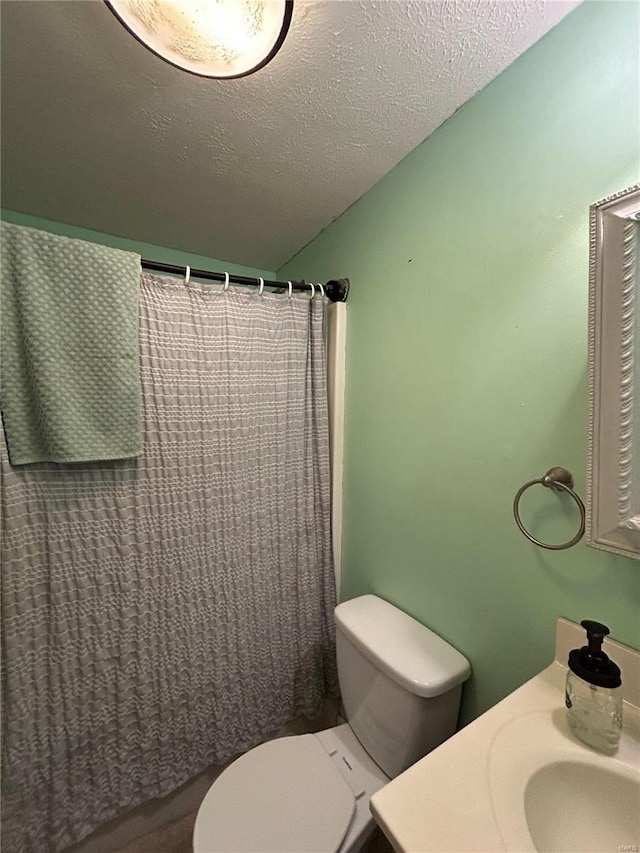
[587,183,640,560]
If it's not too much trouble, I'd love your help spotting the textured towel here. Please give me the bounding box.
[1,222,142,464]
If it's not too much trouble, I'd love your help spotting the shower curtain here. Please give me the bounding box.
[1,273,338,853]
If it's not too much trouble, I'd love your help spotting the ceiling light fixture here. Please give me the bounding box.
[105,0,293,79]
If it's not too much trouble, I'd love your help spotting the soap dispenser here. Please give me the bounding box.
[565,620,622,753]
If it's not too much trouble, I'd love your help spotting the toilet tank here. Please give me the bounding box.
[335,595,470,779]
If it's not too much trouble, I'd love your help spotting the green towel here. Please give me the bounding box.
[1,222,142,464]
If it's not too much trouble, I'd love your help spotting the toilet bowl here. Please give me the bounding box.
[193,595,471,853]
[193,723,388,853]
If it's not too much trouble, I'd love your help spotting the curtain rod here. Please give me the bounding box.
[141,260,350,303]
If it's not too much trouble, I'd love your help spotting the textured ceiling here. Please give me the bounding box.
[1,0,579,270]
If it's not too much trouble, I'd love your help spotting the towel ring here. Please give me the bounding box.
[513,466,586,550]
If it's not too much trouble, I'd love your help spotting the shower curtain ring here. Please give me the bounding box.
[309,282,315,299]
[317,283,325,298]
[184,265,191,286]
[258,277,265,296]
[287,281,293,298]
[223,272,230,292]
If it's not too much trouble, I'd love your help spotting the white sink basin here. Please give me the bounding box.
[488,708,640,853]
[370,619,640,853]
[525,760,640,853]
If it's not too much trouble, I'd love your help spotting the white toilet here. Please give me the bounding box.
[193,594,471,853]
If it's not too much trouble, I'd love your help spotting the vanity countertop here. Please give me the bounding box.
[369,620,640,853]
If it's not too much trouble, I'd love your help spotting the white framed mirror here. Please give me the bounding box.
[587,183,640,560]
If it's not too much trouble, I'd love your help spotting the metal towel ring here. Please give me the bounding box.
[513,466,586,550]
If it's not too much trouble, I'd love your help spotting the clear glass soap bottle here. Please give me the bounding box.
[565,620,622,754]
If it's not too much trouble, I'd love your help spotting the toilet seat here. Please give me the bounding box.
[193,734,356,853]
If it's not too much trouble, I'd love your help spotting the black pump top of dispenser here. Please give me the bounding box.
[568,620,621,689]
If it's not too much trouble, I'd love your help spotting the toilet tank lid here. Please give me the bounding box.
[335,595,471,698]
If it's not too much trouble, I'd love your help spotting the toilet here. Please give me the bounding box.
[193,594,471,853]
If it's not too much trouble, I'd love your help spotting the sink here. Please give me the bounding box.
[488,709,640,853]
[524,760,640,853]
[370,621,640,853]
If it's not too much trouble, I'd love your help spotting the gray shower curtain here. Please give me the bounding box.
[1,273,338,852]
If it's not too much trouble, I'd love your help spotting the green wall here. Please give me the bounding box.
[0,209,275,280]
[279,1,640,724]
